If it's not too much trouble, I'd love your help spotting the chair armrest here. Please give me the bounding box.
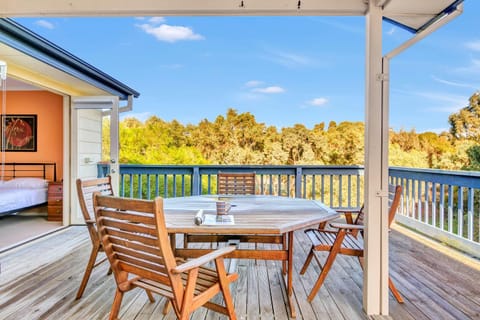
[85,219,96,225]
[329,222,364,230]
[171,246,236,274]
[335,207,362,214]
[335,208,362,224]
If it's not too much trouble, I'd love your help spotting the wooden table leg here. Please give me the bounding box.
[286,231,296,318]
[169,233,177,255]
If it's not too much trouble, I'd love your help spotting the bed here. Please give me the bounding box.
[0,162,57,216]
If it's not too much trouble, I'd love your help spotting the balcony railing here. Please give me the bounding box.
[97,164,480,258]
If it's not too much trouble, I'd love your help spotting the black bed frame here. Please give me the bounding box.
[1,162,57,181]
[0,162,57,216]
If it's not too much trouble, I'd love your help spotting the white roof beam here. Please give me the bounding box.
[0,0,367,17]
[385,3,463,60]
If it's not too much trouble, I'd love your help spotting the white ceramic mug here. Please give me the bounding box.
[216,201,231,215]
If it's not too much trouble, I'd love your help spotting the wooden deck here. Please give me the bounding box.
[1,224,479,319]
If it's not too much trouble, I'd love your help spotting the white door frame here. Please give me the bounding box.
[71,95,120,223]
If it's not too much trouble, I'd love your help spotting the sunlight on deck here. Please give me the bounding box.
[1,224,479,319]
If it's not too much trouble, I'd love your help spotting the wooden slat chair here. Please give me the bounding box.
[75,177,115,299]
[300,184,404,303]
[94,194,238,320]
[184,172,256,248]
[217,172,256,195]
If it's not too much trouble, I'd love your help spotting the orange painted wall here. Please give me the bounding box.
[0,90,63,180]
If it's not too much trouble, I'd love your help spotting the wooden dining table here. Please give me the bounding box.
[163,195,339,318]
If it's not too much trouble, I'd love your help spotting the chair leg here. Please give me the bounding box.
[215,258,237,320]
[307,249,339,302]
[162,300,172,315]
[76,244,101,300]
[109,288,124,320]
[307,229,347,302]
[300,247,315,275]
[389,277,404,303]
[146,290,155,303]
[179,269,198,320]
[359,257,404,304]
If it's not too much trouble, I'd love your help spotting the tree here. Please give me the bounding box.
[390,129,421,152]
[418,132,454,168]
[464,145,480,171]
[449,92,480,141]
[326,122,364,165]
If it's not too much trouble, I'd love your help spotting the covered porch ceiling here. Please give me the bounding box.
[0,0,464,98]
[0,0,463,34]
[0,42,112,96]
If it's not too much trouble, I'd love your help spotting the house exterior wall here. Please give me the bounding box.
[71,107,103,224]
[76,109,103,178]
[0,90,63,180]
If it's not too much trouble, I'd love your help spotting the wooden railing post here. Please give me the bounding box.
[295,167,302,198]
[192,166,200,196]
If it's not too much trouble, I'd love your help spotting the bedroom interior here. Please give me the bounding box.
[0,16,141,252]
[0,71,65,252]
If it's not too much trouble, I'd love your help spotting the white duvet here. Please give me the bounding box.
[0,188,48,214]
[0,178,49,214]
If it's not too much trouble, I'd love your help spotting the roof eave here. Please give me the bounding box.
[0,17,139,100]
[384,0,464,34]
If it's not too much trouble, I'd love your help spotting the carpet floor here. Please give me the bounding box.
[0,207,62,251]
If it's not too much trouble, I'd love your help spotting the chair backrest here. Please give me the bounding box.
[355,184,402,228]
[76,176,114,222]
[93,194,184,303]
[217,172,256,195]
[387,184,402,227]
[76,177,114,242]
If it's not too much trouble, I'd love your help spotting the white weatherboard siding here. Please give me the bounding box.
[71,108,103,224]
[77,109,102,177]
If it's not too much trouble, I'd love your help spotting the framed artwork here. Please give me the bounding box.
[1,114,37,152]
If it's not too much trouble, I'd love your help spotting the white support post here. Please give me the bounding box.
[364,1,389,315]
[109,96,120,193]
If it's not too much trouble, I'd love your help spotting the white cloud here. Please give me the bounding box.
[465,40,480,52]
[136,18,204,43]
[245,80,264,88]
[392,88,469,113]
[455,58,480,75]
[35,20,54,30]
[135,17,165,23]
[418,91,469,113]
[252,86,285,94]
[307,97,328,106]
[265,49,316,68]
[148,17,166,24]
[431,75,479,89]
[416,91,468,105]
[386,27,395,36]
[473,59,480,68]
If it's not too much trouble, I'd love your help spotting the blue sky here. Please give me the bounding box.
[14,1,480,133]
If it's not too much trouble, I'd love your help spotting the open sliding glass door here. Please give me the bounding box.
[71,96,119,224]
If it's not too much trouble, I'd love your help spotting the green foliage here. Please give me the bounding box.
[449,92,480,141]
[464,145,480,171]
[100,97,480,171]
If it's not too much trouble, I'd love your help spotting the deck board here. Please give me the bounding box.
[1,225,480,319]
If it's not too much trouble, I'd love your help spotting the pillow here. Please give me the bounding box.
[3,177,48,189]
